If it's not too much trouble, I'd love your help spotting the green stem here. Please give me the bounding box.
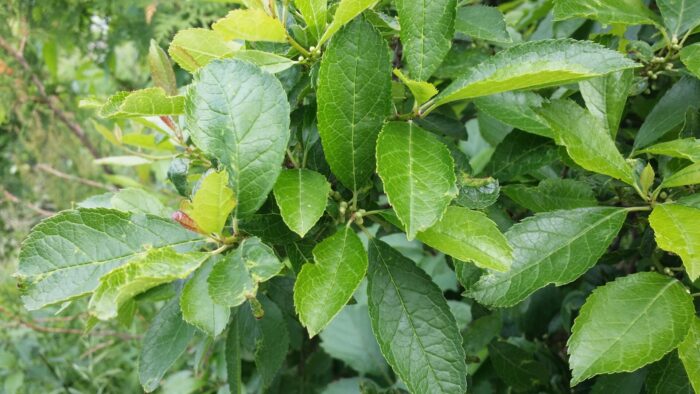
[624,206,652,213]
[287,35,311,58]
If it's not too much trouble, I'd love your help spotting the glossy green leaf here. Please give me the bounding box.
[213,9,287,42]
[168,28,234,73]
[393,68,438,105]
[455,176,500,210]
[376,122,457,240]
[638,138,700,162]
[317,18,391,191]
[633,76,700,149]
[660,162,700,189]
[646,352,694,394]
[681,43,700,78]
[231,50,297,74]
[180,256,231,337]
[502,179,598,212]
[537,99,636,186]
[396,0,456,80]
[319,303,389,376]
[294,228,368,337]
[208,237,283,307]
[553,0,658,25]
[489,341,549,391]
[139,299,195,392]
[568,272,695,385]
[148,40,177,96]
[88,249,208,320]
[678,317,700,392]
[658,0,700,37]
[98,88,184,119]
[469,207,627,307]
[649,204,700,281]
[579,69,634,137]
[367,239,468,394]
[416,206,512,272]
[295,0,327,40]
[17,208,202,310]
[184,170,236,235]
[434,39,639,107]
[474,91,553,138]
[185,59,290,217]
[273,169,330,237]
[317,0,378,46]
[455,5,511,43]
[483,131,559,180]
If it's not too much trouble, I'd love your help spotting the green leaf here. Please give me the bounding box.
[678,317,700,392]
[317,18,391,191]
[294,228,367,337]
[537,99,636,186]
[489,341,549,391]
[455,176,500,210]
[208,237,283,307]
[474,92,553,138]
[226,314,242,394]
[416,206,512,272]
[148,40,177,96]
[238,296,289,388]
[681,44,700,79]
[658,0,700,37]
[649,204,700,281]
[502,179,598,213]
[317,0,378,46]
[79,188,168,216]
[579,69,634,137]
[590,371,647,394]
[455,5,511,44]
[660,162,700,189]
[273,169,330,237]
[139,299,195,392]
[638,138,700,162]
[393,68,438,105]
[319,303,389,376]
[646,352,694,394]
[168,28,234,73]
[483,131,559,180]
[98,88,184,119]
[469,207,627,307]
[567,272,695,385]
[434,39,639,107]
[367,239,468,394]
[295,0,327,40]
[186,59,290,217]
[17,208,202,310]
[180,256,231,337]
[184,170,236,235]
[553,0,658,25]
[231,50,297,74]
[212,9,287,43]
[634,76,700,149]
[88,249,208,320]
[396,0,457,80]
[376,122,456,239]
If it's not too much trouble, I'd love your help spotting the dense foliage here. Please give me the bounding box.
[6,0,700,393]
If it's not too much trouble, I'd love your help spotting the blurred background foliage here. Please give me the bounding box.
[0,1,234,392]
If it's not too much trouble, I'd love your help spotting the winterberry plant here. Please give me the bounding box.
[15,0,700,392]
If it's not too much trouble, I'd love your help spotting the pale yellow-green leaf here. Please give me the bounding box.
[660,162,700,189]
[649,204,700,281]
[317,0,378,46]
[213,9,287,43]
[185,170,236,235]
[637,138,700,162]
[88,249,208,320]
[168,28,234,73]
[98,88,184,119]
[295,0,328,40]
[393,68,438,105]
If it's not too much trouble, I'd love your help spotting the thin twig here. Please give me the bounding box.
[0,36,110,172]
[35,163,117,191]
[1,189,55,216]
